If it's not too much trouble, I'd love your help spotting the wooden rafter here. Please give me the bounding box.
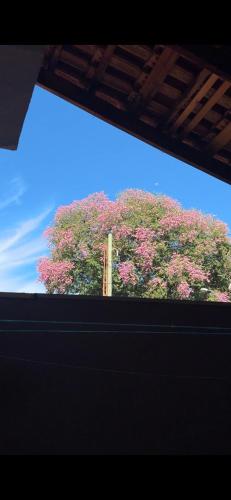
[47,45,63,71]
[37,44,231,184]
[59,48,89,73]
[85,47,104,80]
[93,45,116,81]
[129,47,179,113]
[127,47,160,104]
[204,110,231,143]
[181,80,231,139]
[54,45,117,94]
[54,67,87,90]
[168,44,231,84]
[140,48,178,100]
[170,73,219,132]
[118,45,153,62]
[86,45,116,89]
[165,68,210,127]
[207,121,231,155]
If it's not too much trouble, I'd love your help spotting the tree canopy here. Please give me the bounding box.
[38,189,231,302]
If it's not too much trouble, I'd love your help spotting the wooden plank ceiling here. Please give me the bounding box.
[37,45,231,184]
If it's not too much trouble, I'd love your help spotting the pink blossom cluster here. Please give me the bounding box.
[97,202,129,234]
[212,291,230,302]
[135,227,155,241]
[55,193,111,222]
[113,225,133,240]
[213,220,229,235]
[167,253,209,282]
[38,257,74,293]
[77,193,112,224]
[135,242,156,271]
[79,192,111,211]
[118,190,180,211]
[55,204,75,221]
[118,189,159,205]
[118,261,137,285]
[78,243,89,259]
[193,239,218,257]
[43,227,55,248]
[56,229,75,251]
[159,210,209,233]
[177,281,192,298]
[43,227,54,239]
[179,230,198,244]
[149,277,167,289]
[156,195,180,210]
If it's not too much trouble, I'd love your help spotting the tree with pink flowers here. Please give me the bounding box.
[38,189,231,302]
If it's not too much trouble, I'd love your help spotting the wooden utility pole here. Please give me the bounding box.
[103,232,112,296]
[107,232,112,296]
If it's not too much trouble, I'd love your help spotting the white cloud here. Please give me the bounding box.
[0,207,51,254]
[0,177,27,211]
[0,207,53,293]
[0,237,47,270]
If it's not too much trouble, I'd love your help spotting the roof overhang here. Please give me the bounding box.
[0,45,46,150]
[1,44,231,185]
[37,45,231,184]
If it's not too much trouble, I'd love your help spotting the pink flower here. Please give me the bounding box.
[135,241,156,271]
[149,277,167,289]
[157,195,181,210]
[43,227,54,239]
[96,202,128,233]
[167,253,209,282]
[56,229,75,251]
[118,189,158,204]
[113,225,132,240]
[78,243,89,259]
[212,291,230,303]
[213,220,229,235]
[118,261,137,285]
[177,281,192,299]
[135,227,155,241]
[38,258,74,293]
[55,205,74,221]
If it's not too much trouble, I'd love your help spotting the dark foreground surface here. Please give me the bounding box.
[0,292,231,454]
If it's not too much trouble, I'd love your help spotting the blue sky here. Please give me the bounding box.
[0,85,230,293]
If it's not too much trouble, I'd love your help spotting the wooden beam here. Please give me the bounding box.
[54,67,88,90]
[204,110,231,143]
[139,48,178,101]
[85,47,104,80]
[132,52,159,91]
[168,45,231,84]
[59,46,116,90]
[37,69,231,185]
[59,48,89,73]
[118,45,153,62]
[170,73,219,132]
[164,68,210,127]
[86,45,116,89]
[181,80,231,138]
[54,46,116,92]
[207,121,231,155]
[93,45,116,81]
[48,45,63,71]
[129,47,179,113]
